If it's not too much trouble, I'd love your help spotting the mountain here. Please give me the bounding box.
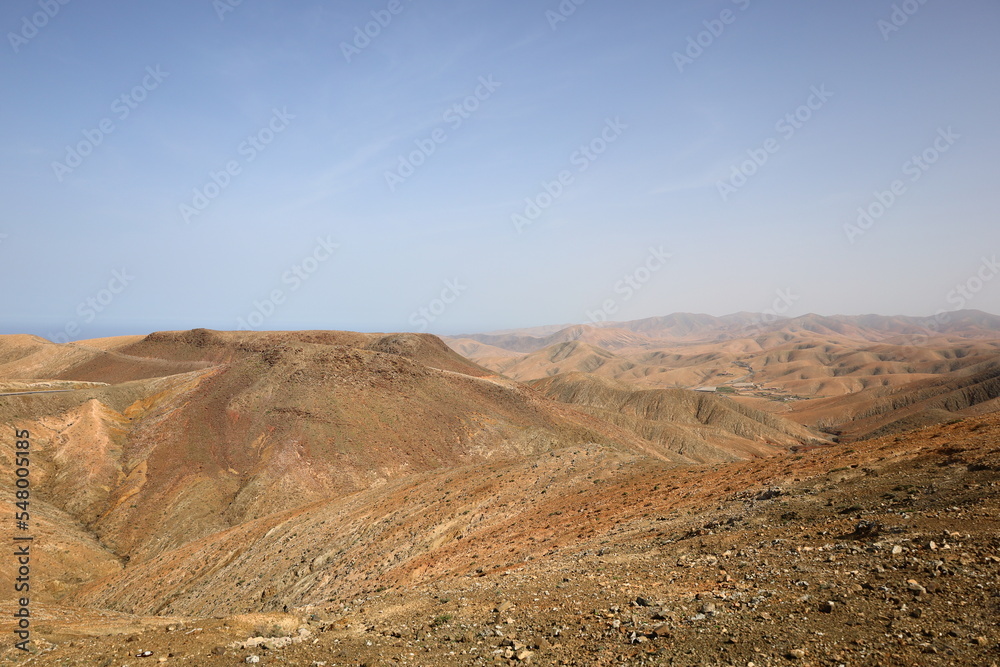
[3,329,697,570]
[6,393,999,667]
[2,328,822,608]
[529,372,822,462]
[457,310,1000,350]
[446,312,1000,411]
[789,358,1000,440]
[451,323,658,354]
[1,327,999,665]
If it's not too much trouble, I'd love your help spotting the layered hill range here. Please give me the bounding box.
[1,326,999,666]
[0,329,818,613]
[447,310,1000,441]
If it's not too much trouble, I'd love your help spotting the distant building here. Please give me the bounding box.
[694,386,717,393]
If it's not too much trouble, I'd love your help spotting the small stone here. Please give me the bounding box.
[854,520,881,538]
[699,602,717,615]
[245,657,260,665]
[891,545,903,555]
[495,601,513,613]
[211,646,226,655]
[515,649,534,662]
[907,580,927,595]
[650,623,671,638]
[787,648,806,659]
[634,596,651,607]
[819,601,835,614]
[531,636,551,650]
[974,636,989,646]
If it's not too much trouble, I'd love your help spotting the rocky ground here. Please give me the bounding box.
[3,413,999,666]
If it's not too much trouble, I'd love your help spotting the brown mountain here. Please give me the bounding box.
[0,328,999,665]
[529,372,822,462]
[788,358,1000,440]
[447,312,1000,419]
[2,329,692,569]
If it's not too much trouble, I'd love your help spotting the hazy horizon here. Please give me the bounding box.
[6,307,1000,344]
[3,1,998,340]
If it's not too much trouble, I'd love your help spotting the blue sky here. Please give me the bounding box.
[2,0,998,340]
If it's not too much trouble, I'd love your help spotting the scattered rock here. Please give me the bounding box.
[853,521,882,539]
[756,488,782,501]
[787,648,806,659]
[650,623,671,638]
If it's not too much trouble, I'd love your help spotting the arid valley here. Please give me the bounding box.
[2,312,999,666]
[5,1,998,665]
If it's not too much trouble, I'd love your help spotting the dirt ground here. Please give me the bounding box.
[3,413,998,666]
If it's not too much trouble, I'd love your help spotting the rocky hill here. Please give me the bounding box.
[0,327,997,665]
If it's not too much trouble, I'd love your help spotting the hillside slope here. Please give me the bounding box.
[7,406,997,667]
[530,372,822,461]
[5,330,692,570]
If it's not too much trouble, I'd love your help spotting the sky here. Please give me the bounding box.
[1,0,998,340]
